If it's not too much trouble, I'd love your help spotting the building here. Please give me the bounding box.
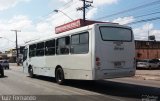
[0,53,8,60]
[135,40,160,59]
[3,46,24,63]
[5,49,17,63]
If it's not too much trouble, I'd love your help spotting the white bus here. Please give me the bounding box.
[23,23,136,84]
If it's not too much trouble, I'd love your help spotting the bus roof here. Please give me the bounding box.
[26,23,131,45]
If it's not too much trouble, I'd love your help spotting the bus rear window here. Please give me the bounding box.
[99,27,132,41]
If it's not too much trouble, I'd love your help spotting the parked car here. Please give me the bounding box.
[137,59,160,69]
[0,64,4,77]
[0,60,9,69]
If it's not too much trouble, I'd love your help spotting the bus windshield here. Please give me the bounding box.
[99,27,132,41]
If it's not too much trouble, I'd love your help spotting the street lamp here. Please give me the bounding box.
[54,9,74,21]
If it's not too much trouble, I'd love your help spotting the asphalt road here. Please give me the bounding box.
[0,66,160,101]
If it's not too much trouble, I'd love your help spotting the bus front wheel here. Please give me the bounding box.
[55,68,65,85]
[28,67,35,78]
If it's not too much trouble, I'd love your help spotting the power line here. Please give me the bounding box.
[134,11,160,19]
[1,1,75,52]
[115,11,160,23]
[34,0,74,23]
[42,1,80,23]
[0,44,16,51]
[60,0,73,11]
[96,0,160,20]
[125,16,160,25]
[53,0,81,19]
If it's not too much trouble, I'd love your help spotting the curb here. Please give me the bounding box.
[135,75,160,81]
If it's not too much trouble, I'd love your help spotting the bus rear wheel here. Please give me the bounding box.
[28,67,34,78]
[55,68,65,85]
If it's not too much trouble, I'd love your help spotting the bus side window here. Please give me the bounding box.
[36,42,45,56]
[71,32,89,54]
[56,36,70,55]
[45,39,55,55]
[29,44,36,57]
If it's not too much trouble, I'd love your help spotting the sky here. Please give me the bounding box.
[0,0,160,51]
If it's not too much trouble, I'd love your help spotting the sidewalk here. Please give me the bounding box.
[9,63,23,72]
[135,70,160,81]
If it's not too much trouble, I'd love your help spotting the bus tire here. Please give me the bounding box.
[28,66,35,78]
[55,68,65,85]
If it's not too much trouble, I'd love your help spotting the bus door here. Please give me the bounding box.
[23,48,29,73]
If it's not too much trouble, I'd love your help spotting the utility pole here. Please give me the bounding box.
[147,24,151,59]
[147,29,150,59]
[11,30,21,66]
[77,0,93,23]
[83,0,86,22]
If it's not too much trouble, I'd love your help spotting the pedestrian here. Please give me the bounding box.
[0,63,4,77]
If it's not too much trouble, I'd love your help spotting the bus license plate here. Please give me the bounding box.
[114,62,122,68]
